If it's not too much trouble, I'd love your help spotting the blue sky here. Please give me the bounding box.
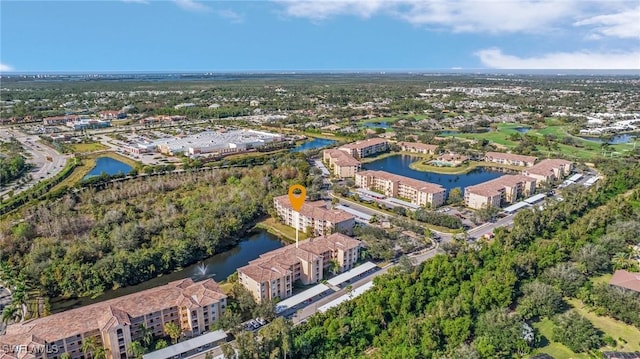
[1,0,639,72]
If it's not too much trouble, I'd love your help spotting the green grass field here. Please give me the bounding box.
[256,217,309,243]
[409,159,525,174]
[533,318,589,359]
[70,143,108,153]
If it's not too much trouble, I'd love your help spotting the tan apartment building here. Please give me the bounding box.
[238,233,361,303]
[464,174,537,209]
[355,170,446,208]
[0,279,227,359]
[398,142,438,155]
[338,137,388,158]
[484,152,538,167]
[273,195,355,236]
[322,149,361,178]
[522,159,573,185]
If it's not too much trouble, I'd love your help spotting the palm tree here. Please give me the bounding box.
[81,337,99,359]
[128,341,145,359]
[1,304,22,324]
[164,322,182,344]
[139,324,153,348]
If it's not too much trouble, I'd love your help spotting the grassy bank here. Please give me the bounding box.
[50,152,139,193]
[409,159,525,174]
[70,143,109,153]
[359,151,430,164]
[255,217,309,243]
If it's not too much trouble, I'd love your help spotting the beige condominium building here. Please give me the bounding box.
[273,195,355,236]
[338,137,388,159]
[484,152,538,167]
[238,233,362,303]
[522,159,573,185]
[0,279,227,359]
[398,142,438,155]
[322,149,361,178]
[464,174,537,209]
[355,170,446,208]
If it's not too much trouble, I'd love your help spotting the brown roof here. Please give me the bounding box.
[357,170,445,194]
[339,137,387,150]
[323,149,361,166]
[437,153,469,162]
[5,278,226,342]
[485,151,537,164]
[274,195,355,224]
[465,174,536,197]
[299,233,361,255]
[525,159,573,176]
[609,270,640,292]
[399,142,438,152]
[238,263,292,283]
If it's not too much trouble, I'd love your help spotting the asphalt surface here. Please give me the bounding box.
[0,129,68,198]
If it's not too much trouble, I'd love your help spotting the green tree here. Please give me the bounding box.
[221,342,236,359]
[139,323,154,347]
[154,340,168,350]
[81,337,101,359]
[447,187,463,204]
[552,311,603,352]
[517,281,564,319]
[128,341,146,359]
[164,322,182,344]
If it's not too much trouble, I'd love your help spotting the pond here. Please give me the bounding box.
[513,127,531,133]
[363,154,507,192]
[579,134,636,144]
[291,138,337,152]
[50,229,285,313]
[362,121,391,129]
[84,157,133,179]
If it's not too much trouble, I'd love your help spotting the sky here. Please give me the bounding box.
[1,0,639,72]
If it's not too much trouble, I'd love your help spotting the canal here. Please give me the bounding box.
[363,154,507,192]
[50,229,285,313]
[84,157,133,179]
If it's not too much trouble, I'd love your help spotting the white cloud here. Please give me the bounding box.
[174,0,211,13]
[574,6,640,39]
[475,47,640,69]
[0,63,14,72]
[276,0,579,33]
[218,9,244,23]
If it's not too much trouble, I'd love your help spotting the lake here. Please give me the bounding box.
[84,157,133,179]
[291,138,336,152]
[50,229,285,313]
[363,154,507,192]
[579,134,636,144]
[513,127,531,133]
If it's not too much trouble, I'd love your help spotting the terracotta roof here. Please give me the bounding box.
[0,334,46,359]
[357,170,445,194]
[398,142,438,152]
[299,233,361,255]
[465,174,536,197]
[485,151,537,164]
[609,270,640,292]
[238,263,292,283]
[339,137,387,150]
[525,159,572,176]
[273,196,355,224]
[323,149,361,166]
[5,278,226,342]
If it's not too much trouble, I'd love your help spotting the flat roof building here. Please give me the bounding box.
[148,129,283,156]
[464,174,537,209]
[355,170,446,208]
[0,279,227,359]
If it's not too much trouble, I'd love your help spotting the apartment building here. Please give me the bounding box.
[273,195,355,236]
[322,149,361,178]
[355,170,446,208]
[338,137,388,159]
[0,279,227,359]
[464,174,537,209]
[484,152,538,167]
[398,142,438,155]
[522,159,573,185]
[238,233,361,303]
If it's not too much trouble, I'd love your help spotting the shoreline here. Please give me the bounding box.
[409,159,525,174]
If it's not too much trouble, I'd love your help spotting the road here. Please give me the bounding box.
[0,129,68,198]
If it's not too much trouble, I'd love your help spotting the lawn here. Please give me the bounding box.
[256,217,308,243]
[70,143,108,153]
[533,318,588,359]
[568,298,640,352]
[409,159,524,174]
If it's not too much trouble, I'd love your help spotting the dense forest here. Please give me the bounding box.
[0,154,311,300]
[0,139,31,186]
[230,160,640,358]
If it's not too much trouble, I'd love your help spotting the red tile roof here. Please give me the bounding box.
[609,270,640,292]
